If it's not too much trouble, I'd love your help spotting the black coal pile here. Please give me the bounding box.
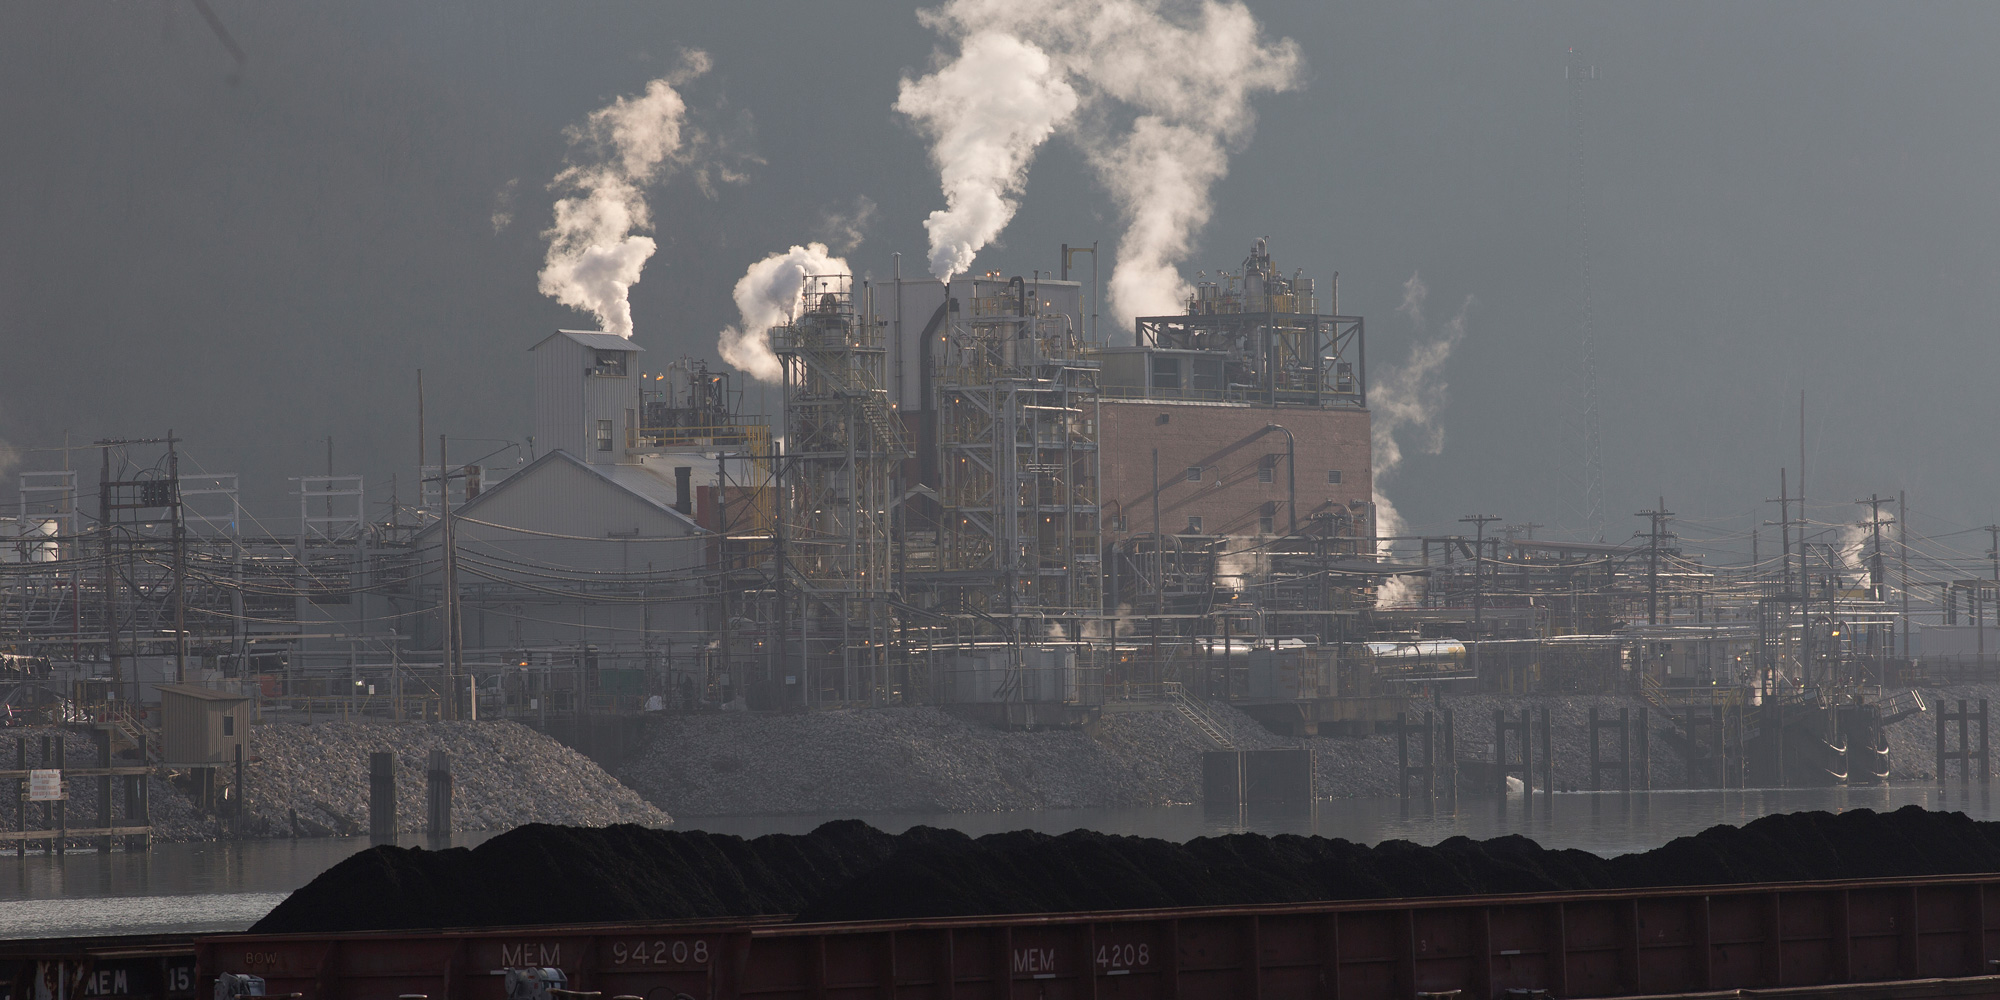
[255,806,2000,933]
[252,820,953,933]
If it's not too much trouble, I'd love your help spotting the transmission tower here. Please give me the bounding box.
[1568,48,1605,542]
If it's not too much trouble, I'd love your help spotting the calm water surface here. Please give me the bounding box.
[6,783,1997,938]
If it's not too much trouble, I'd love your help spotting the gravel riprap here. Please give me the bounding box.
[11,682,1988,844]
[1882,683,2000,780]
[237,719,668,838]
[619,707,1232,816]
[619,695,1717,816]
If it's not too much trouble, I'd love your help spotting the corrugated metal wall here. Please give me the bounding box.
[534,336,588,458]
[411,455,705,652]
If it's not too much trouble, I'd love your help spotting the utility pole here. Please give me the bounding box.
[1459,514,1502,680]
[437,434,457,721]
[1983,524,2000,675]
[1637,503,1675,625]
[1857,494,1892,679]
[99,444,115,700]
[777,441,796,709]
[417,370,426,508]
[1899,491,1910,659]
[169,433,186,685]
[1857,495,1892,603]
[716,451,732,710]
[1566,48,1606,543]
[1764,471,1797,692]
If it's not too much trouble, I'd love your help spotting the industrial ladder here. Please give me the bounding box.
[1171,687,1236,751]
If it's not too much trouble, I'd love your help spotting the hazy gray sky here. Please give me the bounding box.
[4,1,1998,553]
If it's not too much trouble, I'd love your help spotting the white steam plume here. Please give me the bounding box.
[1063,1,1302,325]
[1372,273,1470,607]
[816,195,878,254]
[718,243,852,382]
[897,30,1079,281]
[539,53,721,338]
[0,438,20,479]
[1835,521,1872,588]
[905,0,1301,321]
[1089,118,1227,319]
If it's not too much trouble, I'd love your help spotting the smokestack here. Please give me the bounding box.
[674,466,692,515]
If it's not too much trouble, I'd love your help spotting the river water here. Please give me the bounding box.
[5,782,1997,939]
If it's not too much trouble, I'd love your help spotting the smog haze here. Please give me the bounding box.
[4,1,1997,546]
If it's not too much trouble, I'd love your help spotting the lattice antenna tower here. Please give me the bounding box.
[1568,48,1606,542]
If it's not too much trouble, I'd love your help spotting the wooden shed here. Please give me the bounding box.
[157,684,251,768]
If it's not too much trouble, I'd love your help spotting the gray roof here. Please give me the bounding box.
[578,461,700,526]
[529,330,646,353]
[418,450,702,536]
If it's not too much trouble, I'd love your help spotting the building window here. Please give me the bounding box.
[1186,466,1202,483]
[222,715,234,737]
[592,350,628,376]
[1258,514,1275,534]
[1151,356,1182,390]
[596,419,614,451]
[1259,456,1276,484]
[1327,469,1343,484]
[1185,516,1203,532]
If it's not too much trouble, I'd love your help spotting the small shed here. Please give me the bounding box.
[158,684,251,768]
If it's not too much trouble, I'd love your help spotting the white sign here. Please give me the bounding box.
[27,769,63,802]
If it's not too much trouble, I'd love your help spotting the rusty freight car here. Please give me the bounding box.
[19,874,2000,999]
[8,873,2000,1000]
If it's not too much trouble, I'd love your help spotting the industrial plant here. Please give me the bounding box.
[1,229,1981,853]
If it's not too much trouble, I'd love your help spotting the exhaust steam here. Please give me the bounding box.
[897,31,1079,281]
[538,53,733,338]
[717,243,853,382]
[901,0,1300,317]
[1372,273,1470,607]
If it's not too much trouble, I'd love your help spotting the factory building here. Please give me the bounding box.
[1089,241,1375,626]
[0,241,1383,730]
[399,330,760,714]
[406,449,707,648]
[1096,404,1369,542]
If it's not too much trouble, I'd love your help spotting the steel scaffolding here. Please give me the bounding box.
[929,279,1103,622]
[773,275,906,704]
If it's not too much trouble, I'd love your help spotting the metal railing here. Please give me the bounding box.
[1098,384,1362,406]
[628,422,771,451]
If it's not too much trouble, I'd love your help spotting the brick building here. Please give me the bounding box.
[1098,401,1371,540]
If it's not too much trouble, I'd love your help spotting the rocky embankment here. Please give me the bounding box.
[616,697,1687,816]
[237,720,667,838]
[1882,683,2000,780]
[617,706,1285,816]
[615,685,1998,818]
[17,682,1986,841]
[2,719,666,843]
